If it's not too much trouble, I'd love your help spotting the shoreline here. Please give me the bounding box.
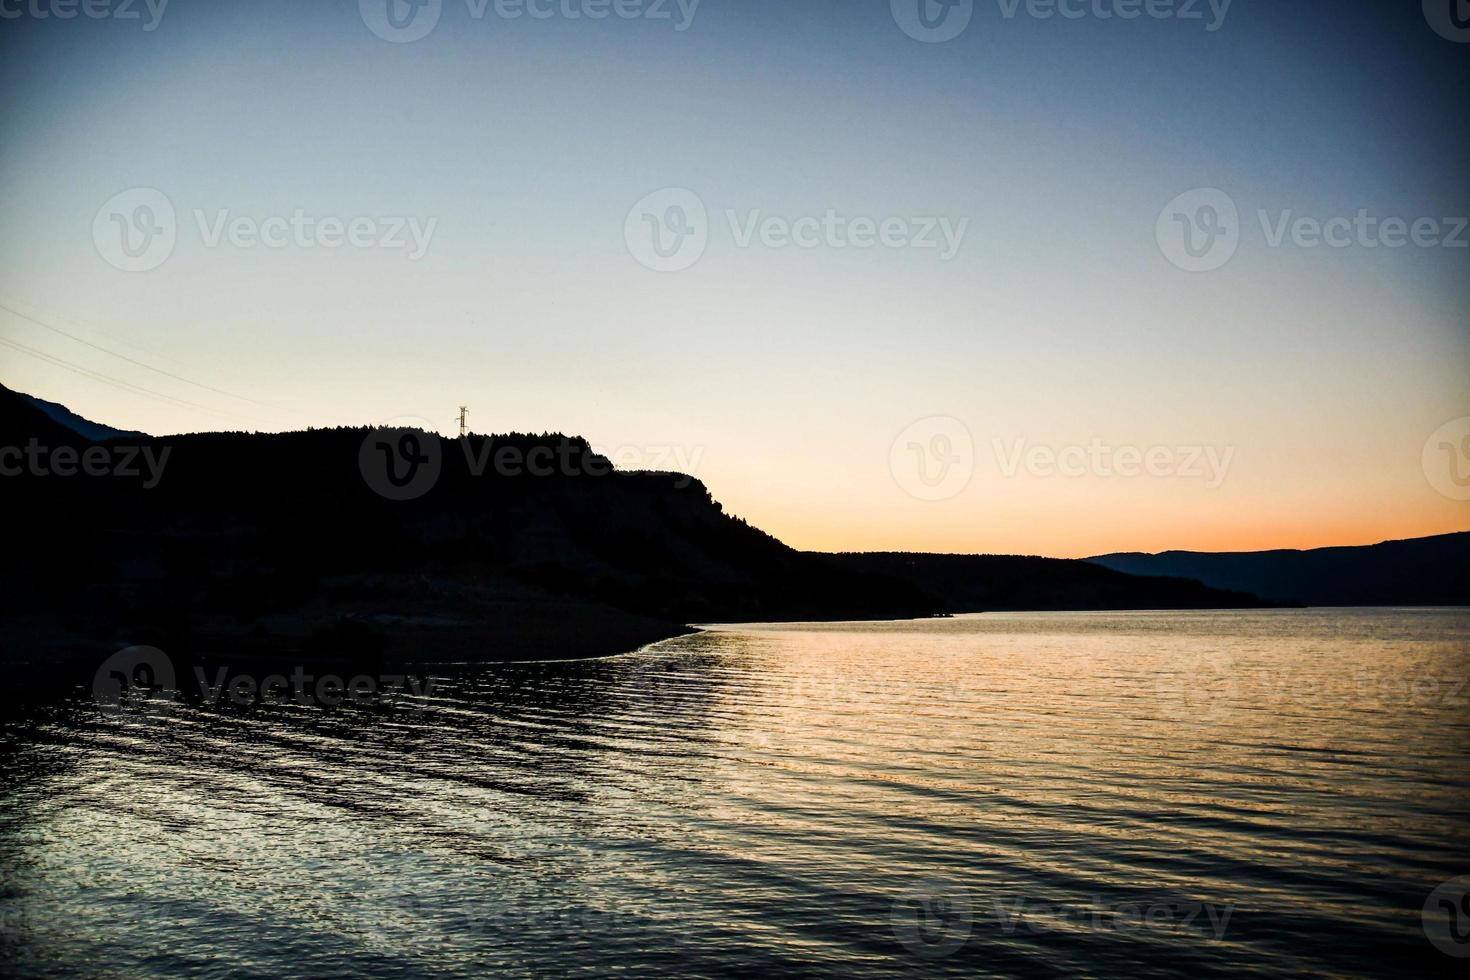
[0,598,699,710]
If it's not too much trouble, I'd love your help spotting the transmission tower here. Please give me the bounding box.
[457,406,468,438]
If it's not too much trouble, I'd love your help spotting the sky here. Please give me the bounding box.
[1,0,1467,558]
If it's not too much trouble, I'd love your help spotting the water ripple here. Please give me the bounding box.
[1,609,1467,977]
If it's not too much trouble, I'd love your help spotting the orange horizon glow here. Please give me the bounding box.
[3,370,1467,561]
[770,517,1470,560]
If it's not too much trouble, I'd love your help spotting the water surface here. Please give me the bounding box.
[2,609,1467,977]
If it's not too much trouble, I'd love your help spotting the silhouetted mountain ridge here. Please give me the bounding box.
[1089,533,1470,606]
[1,382,1283,674]
[15,390,143,442]
[823,552,1276,611]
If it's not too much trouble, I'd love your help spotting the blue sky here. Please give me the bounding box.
[1,0,1466,555]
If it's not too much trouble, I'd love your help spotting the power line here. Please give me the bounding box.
[0,335,256,422]
[0,334,249,420]
[17,302,197,372]
[0,300,294,414]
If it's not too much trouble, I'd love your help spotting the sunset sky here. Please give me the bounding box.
[1,1,1466,557]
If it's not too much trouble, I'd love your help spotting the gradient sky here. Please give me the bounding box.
[1,0,1467,557]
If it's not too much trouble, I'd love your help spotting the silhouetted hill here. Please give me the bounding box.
[822,552,1278,611]
[1089,533,1470,606]
[14,390,143,442]
[0,384,81,447]
[1,382,1277,680]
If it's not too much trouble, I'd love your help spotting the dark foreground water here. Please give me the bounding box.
[2,609,1468,978]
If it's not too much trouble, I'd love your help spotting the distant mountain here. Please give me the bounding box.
[0,381,1279,680]
[824,552,1279,611]
[1089,533,1470,606]
[13,390,142,442]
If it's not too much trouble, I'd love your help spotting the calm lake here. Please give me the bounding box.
[2,609,1467,977]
